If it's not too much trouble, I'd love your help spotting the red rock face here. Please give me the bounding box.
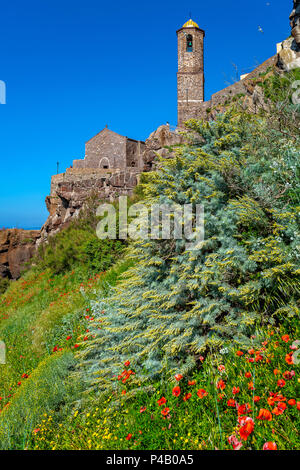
[0,229,40,279]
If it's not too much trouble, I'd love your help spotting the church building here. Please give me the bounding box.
[72,127,146,171]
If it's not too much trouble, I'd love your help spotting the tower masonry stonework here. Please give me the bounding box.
[177,19,205,126]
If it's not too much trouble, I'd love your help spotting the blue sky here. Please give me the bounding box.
[0,0,291,228]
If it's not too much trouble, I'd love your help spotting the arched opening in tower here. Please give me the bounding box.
[186,34,193,52]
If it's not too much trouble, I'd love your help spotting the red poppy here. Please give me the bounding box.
[272,402,287,416]
[124,360,130,367]
[175,374,183,382]
[248,381,254,390]
[140,406,146,413]
[277,379,286,388]
[263,442,277,450]
[236,351,243,357]
[232,386,240,395]
[66,336,72,341]
[197,389,208,399]
[288,399,296,406]
[125,433,133,440]
[257,409,272,421]
[237,403,252,415]
[161,407,170,416]
[245,372,251,378]
[157,397,167,407]
[283,370,295,380]
[172,386,181,397]
[188,380,196,386]
[218,365,225,372]
[254,396,260,403]
[227,399,236,407]
[248,348,255,355]
[285,353,294,365]
[217,379,226,391]
[183,393,192,402]
[273,369,280,375]
[281,335,290,343]
[239,417,254,441]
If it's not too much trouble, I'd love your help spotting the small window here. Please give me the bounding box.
[131,161,136,167]
[186,34,193,52]
[99,157,110,169]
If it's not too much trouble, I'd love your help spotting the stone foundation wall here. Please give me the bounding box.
[183,55,278,122]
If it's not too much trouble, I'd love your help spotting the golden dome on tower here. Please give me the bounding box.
[182,19,200,29]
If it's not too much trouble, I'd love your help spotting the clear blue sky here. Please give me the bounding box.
[0,0,291,229]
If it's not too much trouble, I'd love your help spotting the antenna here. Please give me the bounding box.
[57,161,59,174]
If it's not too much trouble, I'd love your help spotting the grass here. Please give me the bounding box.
[0,258,133,449]
[29,322,299,451]
[0,351,75,450]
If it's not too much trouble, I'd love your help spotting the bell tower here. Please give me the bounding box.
[177,19,205,126]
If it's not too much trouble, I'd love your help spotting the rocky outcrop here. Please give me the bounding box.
[143,124,184,169]
[0,229,40,279]
[277,37,300,72]
[290,1,300,45]
[39,168,141,242]
[276,2,300,71]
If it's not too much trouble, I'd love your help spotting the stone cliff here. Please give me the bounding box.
[0,229,40,279]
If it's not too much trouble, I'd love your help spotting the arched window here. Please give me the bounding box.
[186,34,193,52]
[99,157,110,169]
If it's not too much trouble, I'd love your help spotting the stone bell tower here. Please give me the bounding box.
[177,19,205,126]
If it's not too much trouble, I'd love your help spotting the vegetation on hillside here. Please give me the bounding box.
[79,110,299,393]
[0,69,299,450]
[35,195,126,276]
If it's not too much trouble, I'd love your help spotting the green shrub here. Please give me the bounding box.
[36,194,128,276]
[37,226,124,276]
[0,278,10,295]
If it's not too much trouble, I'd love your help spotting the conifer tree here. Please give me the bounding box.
[78,108,299,393]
